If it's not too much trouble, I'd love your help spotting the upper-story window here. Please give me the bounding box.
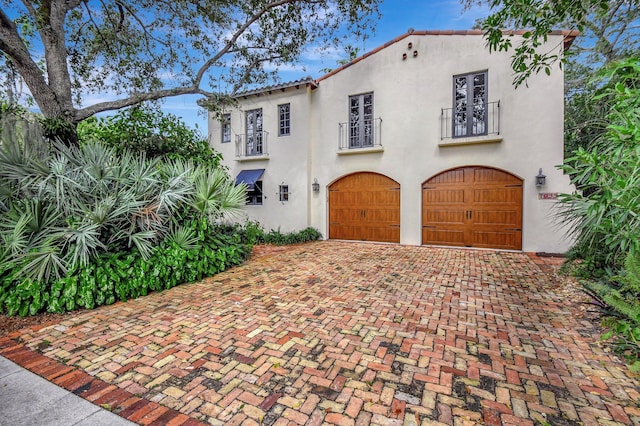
[278,103,290,136]
[245,108,263,155]
[349,92,374,148]
[453,71,487,138]
[221,113,231,143]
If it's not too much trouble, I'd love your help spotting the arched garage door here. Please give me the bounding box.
[329,172,400,243]
[422,166,522,250]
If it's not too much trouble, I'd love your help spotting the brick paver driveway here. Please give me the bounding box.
[1,242,639,425]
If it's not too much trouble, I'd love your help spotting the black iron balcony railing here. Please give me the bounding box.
[235,131,269,158]
[338,117,382,151]
[441,101,500,141]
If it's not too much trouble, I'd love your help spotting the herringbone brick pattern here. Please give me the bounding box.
[1,242,639,425]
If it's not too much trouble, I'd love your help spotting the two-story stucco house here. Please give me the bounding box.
[207,30,578,253]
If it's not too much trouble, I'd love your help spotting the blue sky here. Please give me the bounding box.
[165,0,491,133]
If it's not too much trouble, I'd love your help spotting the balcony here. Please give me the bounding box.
[440,101,501,146]
[338,117,383,154]
[235,131,269,161]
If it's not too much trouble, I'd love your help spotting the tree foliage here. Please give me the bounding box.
[562,0,640,155]
[0,0,379,139]
[465,0,639,87]
[463,0,640,154]
[78,105,222,168]
[558,59,640,269]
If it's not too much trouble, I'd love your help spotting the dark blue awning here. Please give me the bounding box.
[235,169,265,190]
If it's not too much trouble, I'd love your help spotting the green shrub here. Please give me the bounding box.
[558,59,640,369]
[584,252,640,372]
[243,222,323,245]
[0,221,251,316]
[0,130,247,316]
[77,105,222,168]
[558,58,640,271]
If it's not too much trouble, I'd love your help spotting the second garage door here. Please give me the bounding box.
[329,172,400,243]
[422,166,523,250]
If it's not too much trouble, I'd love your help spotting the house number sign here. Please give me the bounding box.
[538,193,558,200]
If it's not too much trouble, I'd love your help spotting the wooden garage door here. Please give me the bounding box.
[422,166,522,250]
[329,172,400,243]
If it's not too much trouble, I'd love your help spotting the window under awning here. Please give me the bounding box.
[235,169,265,191]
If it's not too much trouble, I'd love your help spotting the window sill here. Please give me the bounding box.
[439,135,502,147]
[337,146,384,155]
[236,155,269,162]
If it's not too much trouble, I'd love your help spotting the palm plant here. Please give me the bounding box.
[0,136,245,286]
[557,58,640,269]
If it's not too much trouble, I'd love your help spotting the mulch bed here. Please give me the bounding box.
[0,311,71,336]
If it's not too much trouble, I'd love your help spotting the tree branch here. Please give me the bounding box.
[230,54,285,95]
[74,85,213,121]
[83,1,117,56]
[191,0,300,89]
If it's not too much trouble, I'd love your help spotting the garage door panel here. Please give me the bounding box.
[471,230,522,249]
[422,228,465,246]
[430,169,465,184]
[423,209,466,225]
[473,188,522,204]
[331,209,364,222]
[329,172,400,243]
[473,211,520,226]
[330,225,357,240]
[473,168,521,184]
[473,189,519,202]
[422,166,522,250]
[373,191,400,204]
[367,209,400,222]
[368,226,400,243]
[423,188,465,204]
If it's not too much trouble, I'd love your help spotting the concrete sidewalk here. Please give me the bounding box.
[0,355,135,426]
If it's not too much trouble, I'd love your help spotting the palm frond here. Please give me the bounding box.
[129,230,158,260]
[190,166,244,221]
[59,222,106,269]
[18,240,66,283]
[165,222,200,251]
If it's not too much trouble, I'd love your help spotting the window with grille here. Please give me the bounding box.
[278,184,289,202]
[278,103,290,136]
[247,180,263,205]
[221,113,231,143]
[453,71,487,138]
[349,93,374,148]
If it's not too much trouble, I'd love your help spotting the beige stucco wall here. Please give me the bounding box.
[209,86,313,233]
[209,32,575,253]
